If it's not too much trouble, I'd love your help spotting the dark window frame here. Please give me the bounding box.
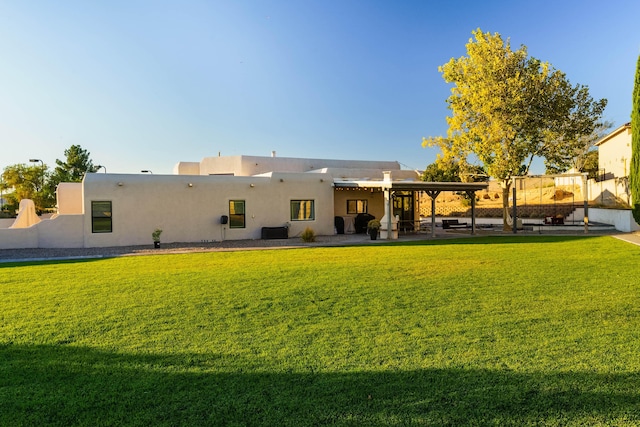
[229,200,246,228]
[290,199,315,221]
[346,199,368,214]
[91,201,112,233]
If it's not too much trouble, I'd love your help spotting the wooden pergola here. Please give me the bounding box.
[334,180,489,238]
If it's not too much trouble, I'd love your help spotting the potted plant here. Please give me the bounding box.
[152,228,163,248]
[367,219,380,240]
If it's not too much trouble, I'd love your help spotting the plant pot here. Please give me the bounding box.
[368,229,378,240]
[154,241,161,249]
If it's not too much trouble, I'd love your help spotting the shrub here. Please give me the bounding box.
[300,227,316,242]
[152,228,163,242]
[367,219,381,230]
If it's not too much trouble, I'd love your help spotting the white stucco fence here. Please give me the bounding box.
[0,215,85,249]
[0,218,15,229]
[588,208,639,233]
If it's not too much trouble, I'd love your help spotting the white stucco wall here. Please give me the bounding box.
[173,162,201,175]
[193,155,402,177]
[0,215,85,249]
[589,208,639,232]
[586,177,630,206]
[38,215,85,248]
[0,226,39,249]
[333,188,385,218]
[57,182,84,214]
[0,218,15,229]
[81,171,336,248]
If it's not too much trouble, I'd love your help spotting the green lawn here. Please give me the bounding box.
[1,235,640,426]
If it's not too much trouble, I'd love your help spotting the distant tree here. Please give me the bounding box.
[1,163,52,214]
[0,177,10,215]
[545,121,612,175]
[422,158,461,182]
[49,145,99,186]
[581,150,599,180]
[422,157,488,182]
[631,55,640,224]
[423,29,607,230]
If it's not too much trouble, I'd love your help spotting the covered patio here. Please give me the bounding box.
[333,179,489,239]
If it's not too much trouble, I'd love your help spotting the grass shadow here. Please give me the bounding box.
[364,234,610,248]
[0,256,114,268]
[2,343,639,426]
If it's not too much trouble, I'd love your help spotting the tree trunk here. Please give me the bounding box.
[501,180,512,231]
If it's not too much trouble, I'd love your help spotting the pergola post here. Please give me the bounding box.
[512,186,517,234]
[466,190,477,235]
[426,190,441,238]
[386,189,393,240]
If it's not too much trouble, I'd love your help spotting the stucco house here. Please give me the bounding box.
[595,122,631,181]
[0,154,487,249]
[582,122,639,231]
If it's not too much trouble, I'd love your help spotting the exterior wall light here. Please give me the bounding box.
[250,183,255,188]
[188,183,193,187]
[117,182,124,187]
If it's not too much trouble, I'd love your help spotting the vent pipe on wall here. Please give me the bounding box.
[271,151,276,157]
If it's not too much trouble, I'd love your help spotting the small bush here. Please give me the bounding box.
[367,219,381,230]
[152,228,163,242]
[300,227,316,242]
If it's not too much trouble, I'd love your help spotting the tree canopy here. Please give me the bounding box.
[1,163,51,213]
[423,29,607,228]
[1,144,99,215]
[50,145,99,185]
[422,157,487,183]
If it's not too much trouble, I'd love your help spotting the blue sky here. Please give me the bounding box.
[1,0,638,175]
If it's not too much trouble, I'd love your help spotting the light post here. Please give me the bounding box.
[96,165,107,173]
[141,170,153,174]
[29,158,44,192]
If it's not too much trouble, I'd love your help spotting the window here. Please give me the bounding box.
[91,201,112,233]
[229,200,245,228]
[290,200,315,221]
[347,199,368,214]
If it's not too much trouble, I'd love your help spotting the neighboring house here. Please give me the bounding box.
[595,122,632,181]
[586,122,632,207]
[0,154,487,249]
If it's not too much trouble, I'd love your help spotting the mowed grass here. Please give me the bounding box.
[1,235,640,426]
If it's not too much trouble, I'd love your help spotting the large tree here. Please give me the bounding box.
[49,145,99,186]
[423,29,607,229]
[631,55,640,224]
[1,163,51,214]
